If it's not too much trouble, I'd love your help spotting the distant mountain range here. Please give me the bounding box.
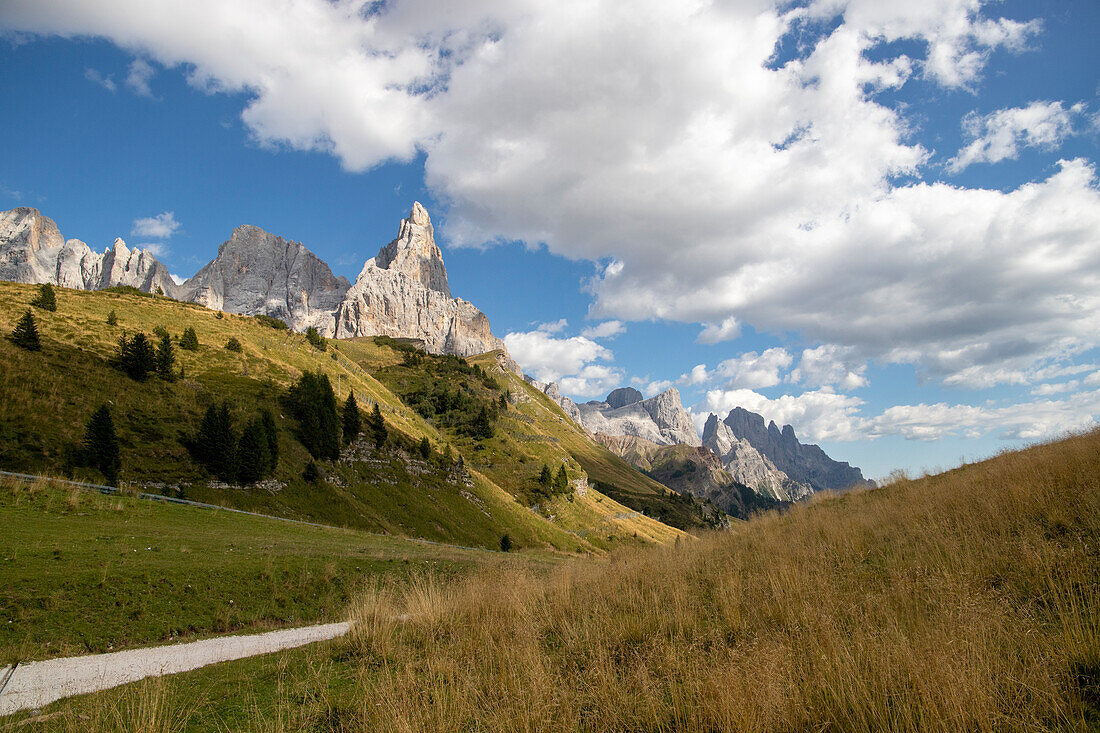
[528,380,871,506]
[0,203,506,359]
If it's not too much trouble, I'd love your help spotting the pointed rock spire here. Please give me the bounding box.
[373,201,450,297]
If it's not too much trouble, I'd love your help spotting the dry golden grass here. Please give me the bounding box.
[337,429,1100,732]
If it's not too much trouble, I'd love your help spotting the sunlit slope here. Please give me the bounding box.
[0,282,682,552]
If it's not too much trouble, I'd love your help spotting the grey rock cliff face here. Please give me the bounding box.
[0,207,181,297]
[575,387,701,447]
[181,225,350,333]
[710,407,869,494]
[334,203,506,357]
[702,414,812,501]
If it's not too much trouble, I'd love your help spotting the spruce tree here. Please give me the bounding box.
[419,436,431,459]
[106,310,118,326]
[538,464,552,491]
[118,332,157,380]
[80,404,121,486]
[192,402,236,480]
[30,283,56,312]
[260,408,279,474]
[179,327,199,351]
[284,371,340,460]
[499,533,512,552]
[471,406,494,440]
[368,403,387,448]
[342,393,361,443]
[235,416,271,484]
[10,309,41,351]
[555,464,569,493]
[155,331,176,380]
[305,326,326,351]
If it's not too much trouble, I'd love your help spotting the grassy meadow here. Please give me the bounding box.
[11,428,1099,731]
[0,476,533,665]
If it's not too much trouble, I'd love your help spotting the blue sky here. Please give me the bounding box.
[2,0,1099,480]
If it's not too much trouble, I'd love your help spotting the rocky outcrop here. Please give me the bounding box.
[334,203,506,357]
[702,414,811,501]
[0,207,181,297]
[181,225,349,333]
[705,407,869,496]
[605,387,643,409]
[576,387,701,448]
[526,378,584,423]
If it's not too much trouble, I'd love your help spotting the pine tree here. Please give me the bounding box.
[342,393,361,443]
[118,332,157,381]
[179,327,199,351]
[499,393,508,411]
[538,464,552,491]
[369,403,387,448]
[10,309,41,351]
[235,416,271,484]
[30,283,56,311]
[305,326,326,351]
[191,402,236,480]
[260,408,279,474]
[555,464,569,493]
[106,310,118,326]
[284,371,340,460]
[499,533,512,552]
[303,460,321,483]
[471,406,494,440]
[155,331,176,381]
[419,436,431,459]
[80,404,121,486]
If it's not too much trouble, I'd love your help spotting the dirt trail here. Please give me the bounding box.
[0,622,349,716]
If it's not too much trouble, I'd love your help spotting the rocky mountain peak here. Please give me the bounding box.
[181,224,350,333]
[606,387,644,409]
[373,201,450,297]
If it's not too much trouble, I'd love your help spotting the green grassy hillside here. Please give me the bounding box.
[0,282,683,554]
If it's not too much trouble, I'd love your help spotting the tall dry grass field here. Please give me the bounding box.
[339,430,1100,731]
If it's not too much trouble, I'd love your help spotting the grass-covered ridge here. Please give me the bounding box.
[0,281,684,553]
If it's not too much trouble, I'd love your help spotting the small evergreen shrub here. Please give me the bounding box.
[30,283,57,311]
[499,533,512,552]
[225,337,243,352]
[179,327,199,351]
[253,314,289,330]
[419,437,431,459]
[106,310,118,326]
[153,325,169,340]
[303,460,321,483]
[103,285,150,298]
[10,309,41,351]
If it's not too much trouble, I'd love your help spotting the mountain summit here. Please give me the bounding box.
[334,203,506,357]
[181,224,350,334]
[0,207,180,297]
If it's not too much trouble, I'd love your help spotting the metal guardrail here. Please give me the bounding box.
[0,470,498,555]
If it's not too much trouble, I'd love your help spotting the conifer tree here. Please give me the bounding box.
[472,406,494,440]
[538,464,552,491]
[30,283,56,311]
[225,337,242,352]
[419,436,431,459]
[80,404,121,486]
[499,533,512,552]
[342,393,361,443]
[118,332,157,381]
[284,371,340,460]
[106,310,118,326]
[235,416,271,484]
[10,309,41,351]
[179,327,199,351]
[555,464,569,493]
[305,326,327,351]
[155,331,176,381]
[260,408,279,474]
[192,402,236,480]
[369,403,387,448]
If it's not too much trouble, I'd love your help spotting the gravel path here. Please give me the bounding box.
[0,622,350,716]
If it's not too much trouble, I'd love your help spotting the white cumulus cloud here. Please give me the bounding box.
[715,348,794,389]
[132,211,180,239]
[949,100,1084,172]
